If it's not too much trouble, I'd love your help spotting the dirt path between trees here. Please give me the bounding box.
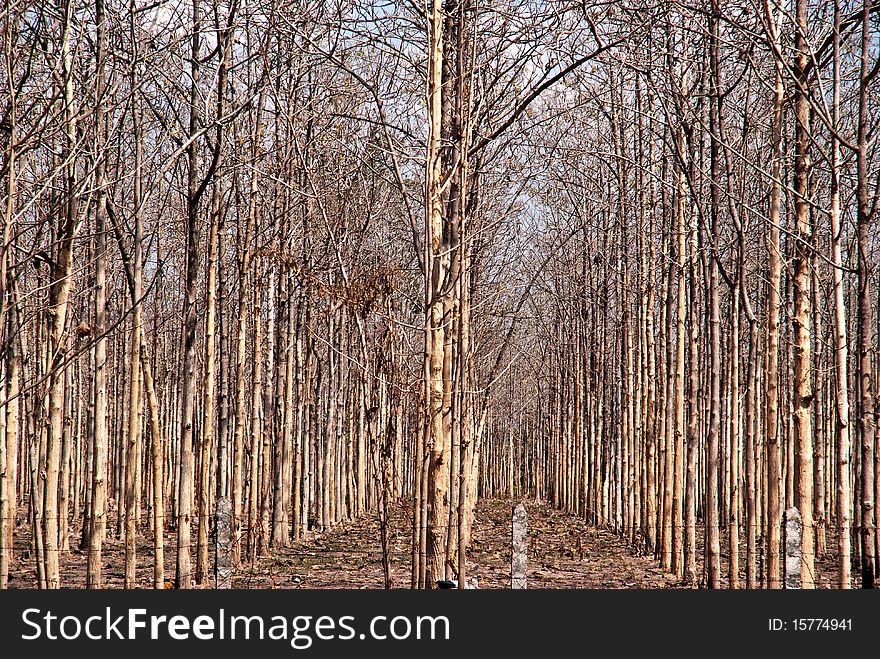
[235,498,681,589]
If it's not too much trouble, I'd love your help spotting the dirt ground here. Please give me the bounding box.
[6,497,845,588]
[224,498,681,589]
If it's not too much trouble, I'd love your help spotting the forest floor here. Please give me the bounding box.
[6,498,845,588]
[237,498,680,589]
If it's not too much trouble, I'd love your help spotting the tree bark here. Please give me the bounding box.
[792,0,815,589]
[46,0,79,590]
[856,0,876,589]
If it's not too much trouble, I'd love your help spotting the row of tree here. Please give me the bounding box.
[513,0,880,588]
[0,0,878,589]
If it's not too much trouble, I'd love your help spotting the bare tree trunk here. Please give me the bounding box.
[196,181,221,584]
[142,345,164,588]
[856,0,876,589]
[671,133,687,578]
[830,0,851,589]
[0,14,18,587]
[45,0,79,591]
[729,286,741,589]
[643,126,658,554]
[249,263,264,560]
[706,2,722,588]
[764,21,785,588]
[231,77,264,567]
[812,269,826,559]
[2,324,18,583]
[123,51,145,589]
[684,199,699,586]
[660,218,674,570]
[457,266,473,586]
[177,0,203,589]
[424,0,450,588]
[792,0,815,589]
[271,264,289,548]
